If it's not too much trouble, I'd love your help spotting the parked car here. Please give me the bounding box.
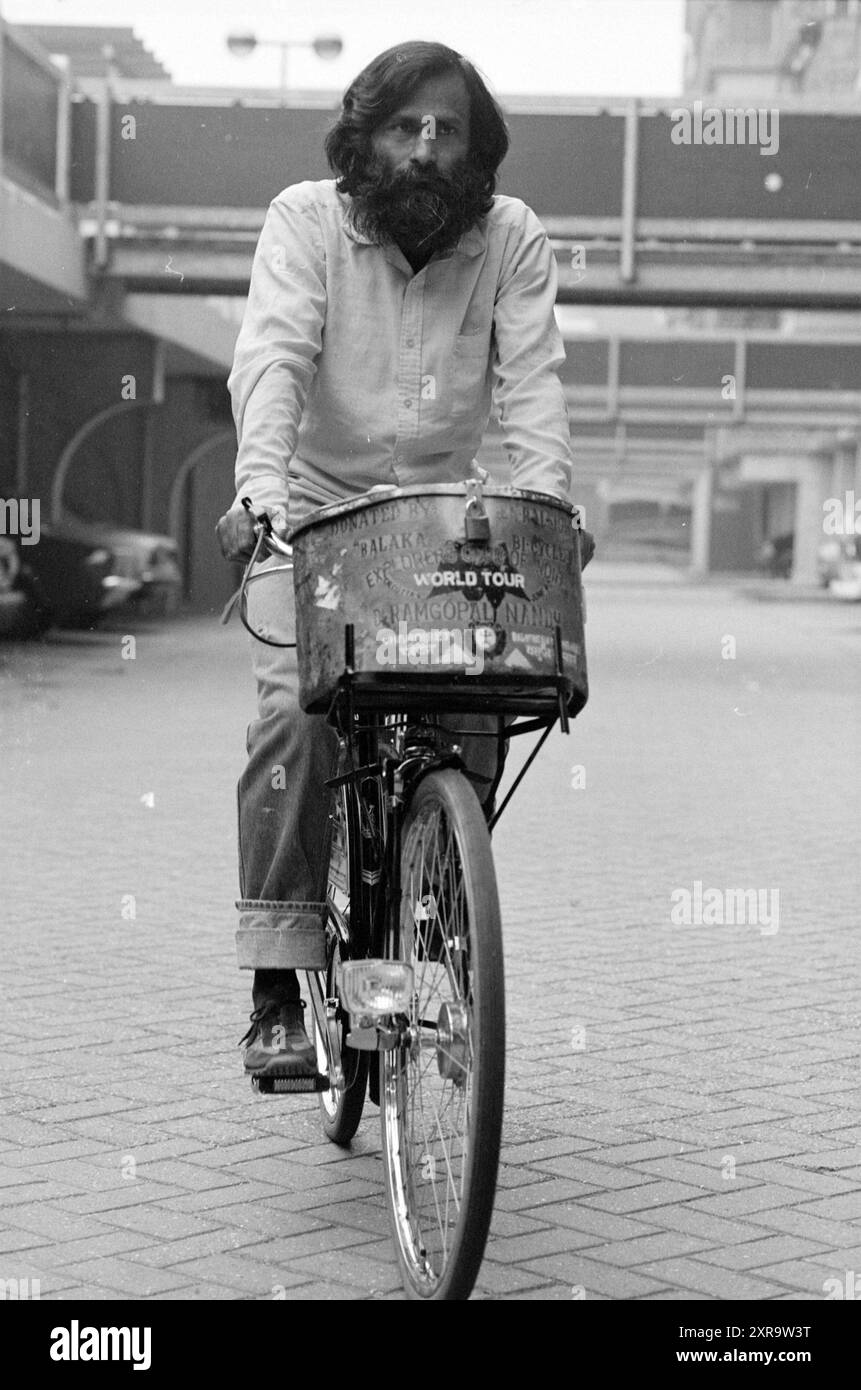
[57,519,182,617]
[826,534,861,600]
[757,531,861,592]
[818,533,861,593]
[0,535,38,636]
[0,524,137,638]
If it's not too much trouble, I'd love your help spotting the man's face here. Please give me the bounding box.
[349,69,488,258]
[370,71,471,178]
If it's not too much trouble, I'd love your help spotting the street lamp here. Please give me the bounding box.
[226,33,258,59]
[226,32,343,102]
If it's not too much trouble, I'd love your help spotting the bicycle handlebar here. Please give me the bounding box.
[224,491,593,646]
[218,499,296,646]
[240,493,594,568]
[240,497,294,559]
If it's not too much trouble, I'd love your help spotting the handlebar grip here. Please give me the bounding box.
[240,498,293,558]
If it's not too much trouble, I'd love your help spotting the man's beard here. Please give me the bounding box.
[347,155,490,258]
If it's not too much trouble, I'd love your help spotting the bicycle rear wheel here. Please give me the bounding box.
[381,768,505,1300]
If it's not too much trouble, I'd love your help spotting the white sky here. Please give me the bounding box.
[3,0,686,96]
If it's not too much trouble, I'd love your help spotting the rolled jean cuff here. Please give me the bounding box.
[235,899,327,970]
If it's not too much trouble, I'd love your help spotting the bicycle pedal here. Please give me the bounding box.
[251,1073,330,1095]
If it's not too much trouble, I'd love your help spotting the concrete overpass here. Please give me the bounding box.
[67,90,861,308]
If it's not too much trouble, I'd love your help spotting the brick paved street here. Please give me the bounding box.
[1,567,859,1300]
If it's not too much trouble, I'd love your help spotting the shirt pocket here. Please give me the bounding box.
[447,332,492,420]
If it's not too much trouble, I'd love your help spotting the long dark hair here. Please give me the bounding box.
[325,41,509,214]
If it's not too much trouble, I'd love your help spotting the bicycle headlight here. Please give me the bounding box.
[338,960,414,1016]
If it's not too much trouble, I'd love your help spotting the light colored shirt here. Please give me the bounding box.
[228,178,573,526]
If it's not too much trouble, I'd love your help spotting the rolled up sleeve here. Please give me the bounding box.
[492,207,573,502]
[227,187,327,514]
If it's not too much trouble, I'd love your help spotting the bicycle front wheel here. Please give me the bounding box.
[381,768,505,1300]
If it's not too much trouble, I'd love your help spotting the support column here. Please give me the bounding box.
[620,99,640,284]
[690,465,714,576]
[139,405,154,531]
[792,456,832,586]
[15,372,30,496]
[0,18,5,191]
[830,439,856,505]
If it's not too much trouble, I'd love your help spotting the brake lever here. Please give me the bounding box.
[240,497,293,557]
[241,495,272,536]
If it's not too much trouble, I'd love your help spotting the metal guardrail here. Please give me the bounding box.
[66,199,861,307]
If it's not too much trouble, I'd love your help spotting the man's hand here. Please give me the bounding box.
[215,504,289,562]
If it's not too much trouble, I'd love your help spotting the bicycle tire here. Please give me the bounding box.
[311,782,368,1146]
[380,767,505,1300]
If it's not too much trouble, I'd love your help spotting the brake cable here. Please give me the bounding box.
[219,498,297,648]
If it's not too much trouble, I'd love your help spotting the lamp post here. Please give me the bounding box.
[226,32,343,103]
[781,20,823,93]
[93,42,119,268]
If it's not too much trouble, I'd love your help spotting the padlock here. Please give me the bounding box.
[465,504,490,543]
[464,488,491,544]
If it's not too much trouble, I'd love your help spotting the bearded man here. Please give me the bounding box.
[217,40,579,1080]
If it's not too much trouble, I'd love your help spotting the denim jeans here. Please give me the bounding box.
[236,554,504,976]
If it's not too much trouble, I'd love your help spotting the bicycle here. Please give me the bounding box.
[228,481,589,1299]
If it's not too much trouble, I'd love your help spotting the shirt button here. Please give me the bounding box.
[406,338,415,348]
[404,399,412,408]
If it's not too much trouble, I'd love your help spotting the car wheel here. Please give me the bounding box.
[0,537,20,593]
